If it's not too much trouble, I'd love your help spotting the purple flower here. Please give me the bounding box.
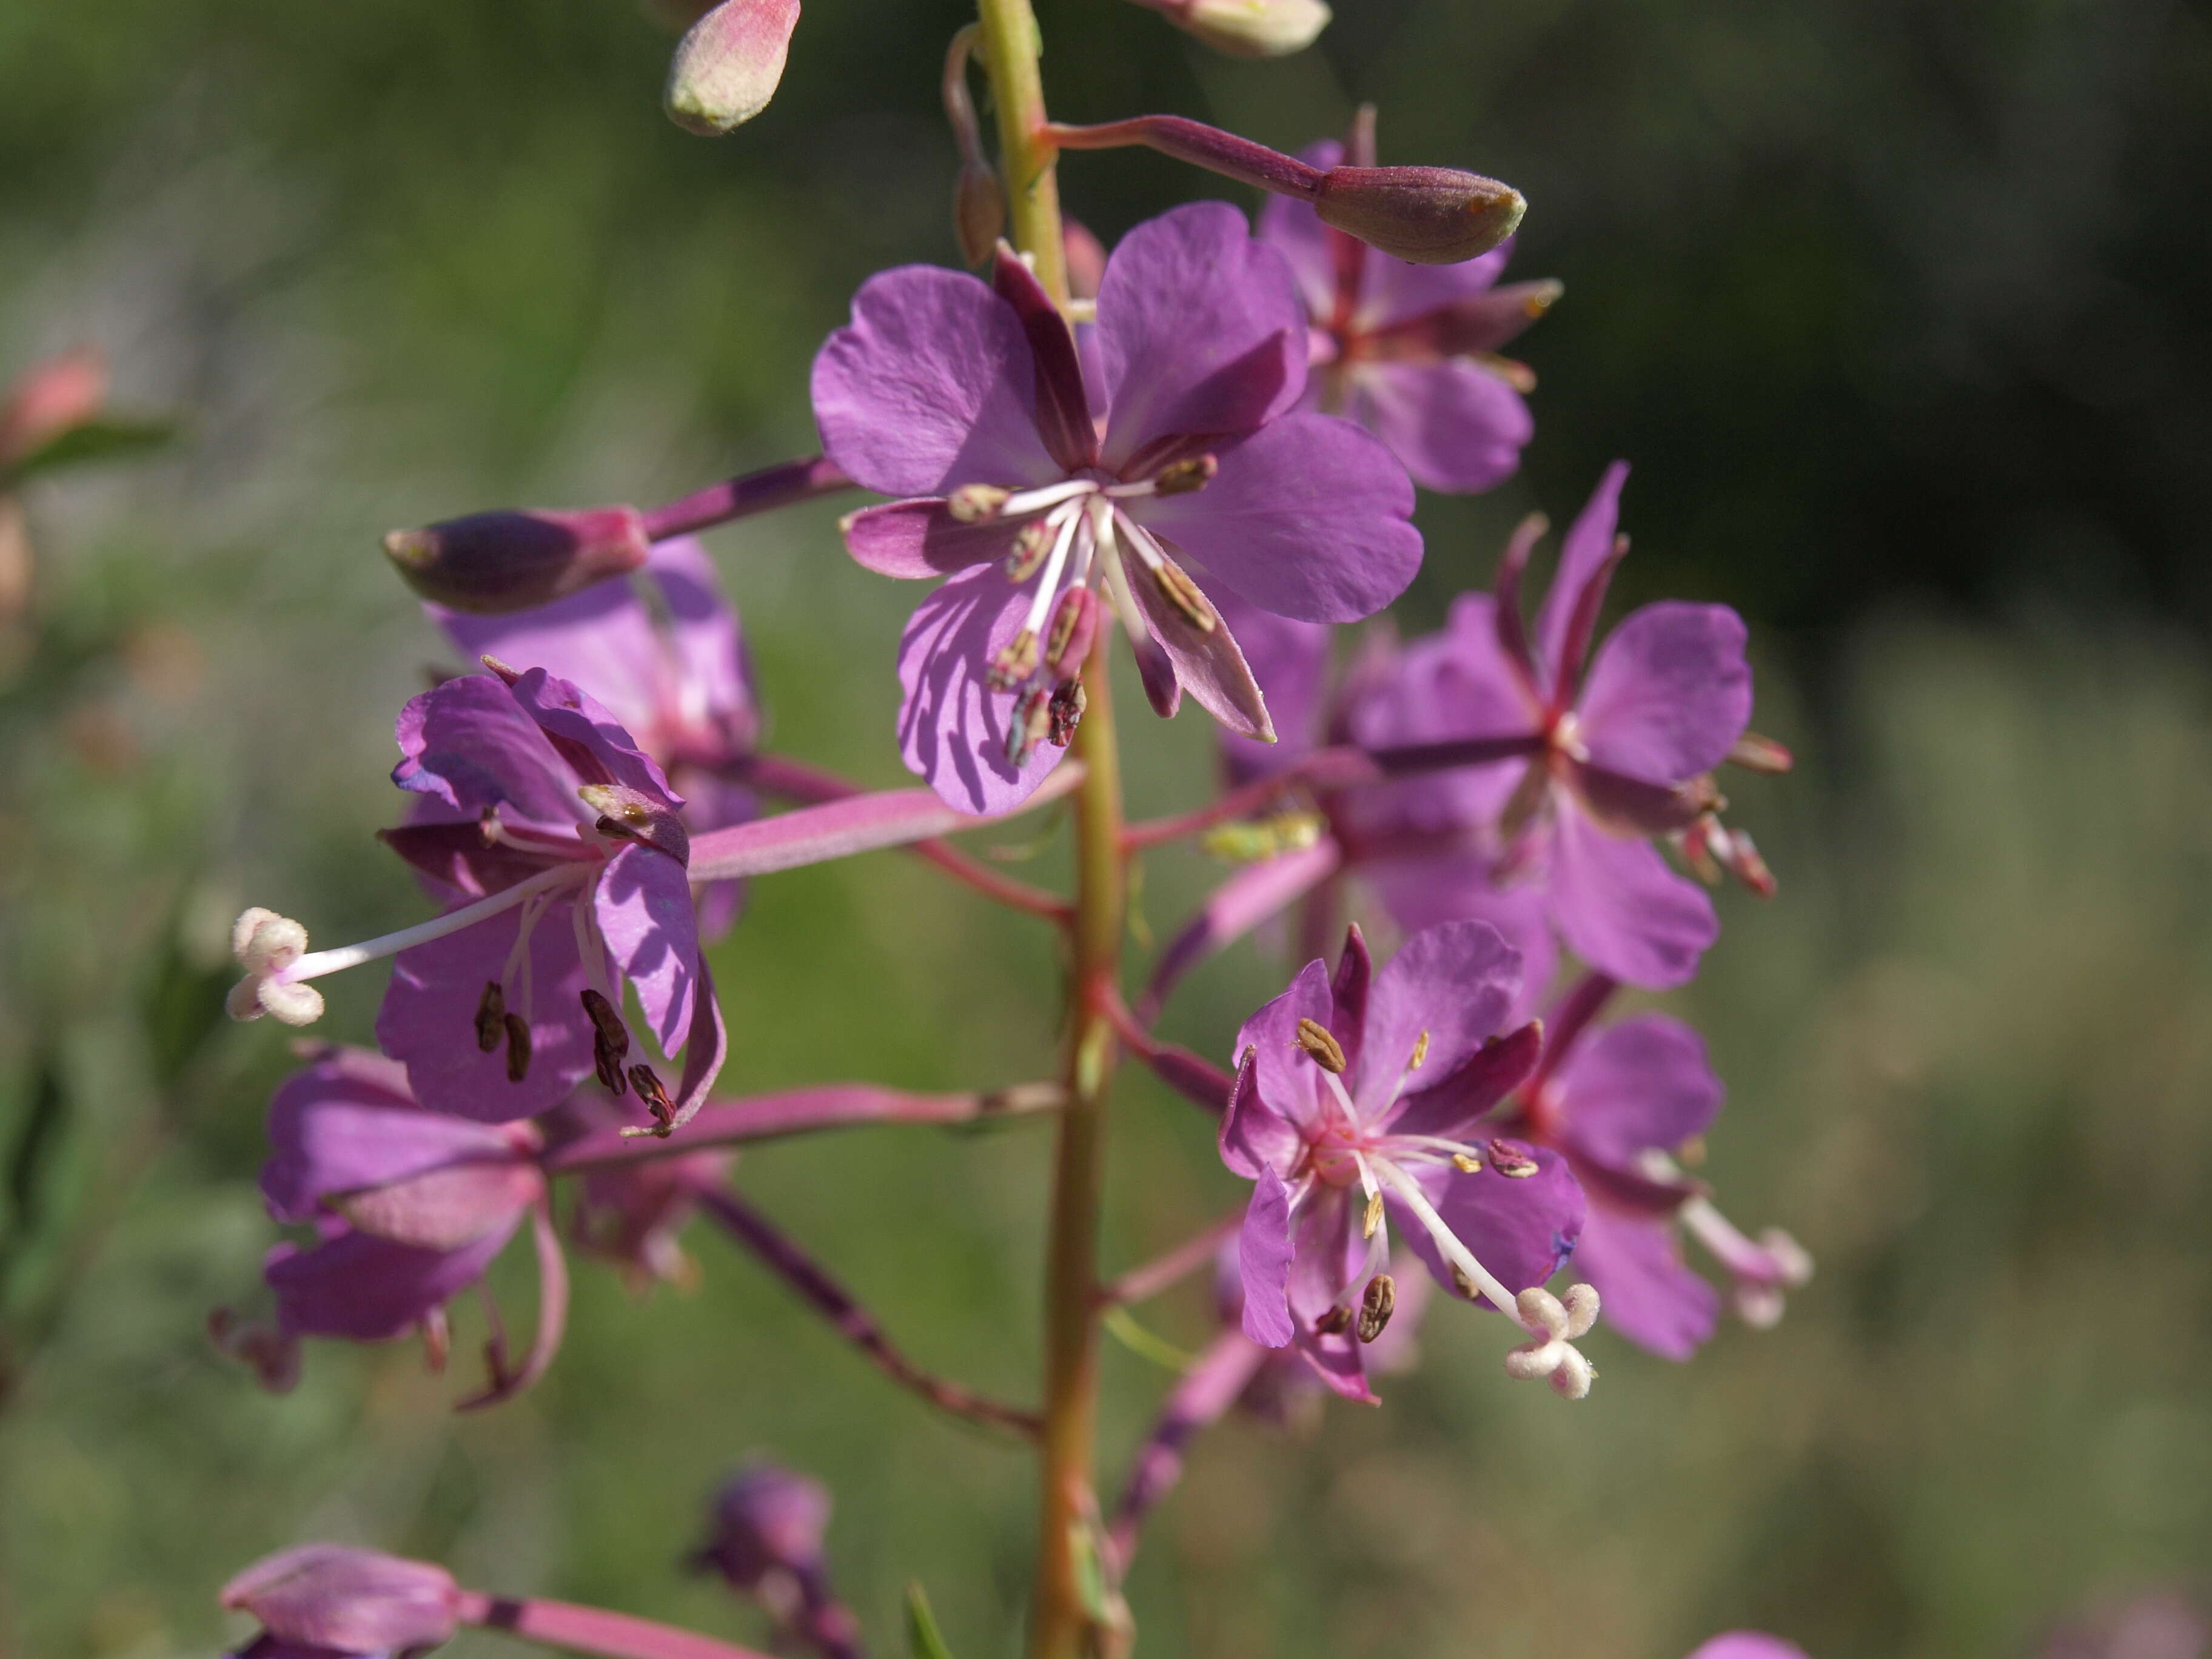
[430,535,761,937]
[695,1464,863,1659]
[554,1096,731,1288]
[1502,978,1811,1358]
[1353,463,1750,988]
[237,1047,571,1408]
[813,201,1421,813]
[221,1543,461,1659]
[1258,119,1557,494]
[1685,1638,1812,1659]
[1219,920,1599,1401]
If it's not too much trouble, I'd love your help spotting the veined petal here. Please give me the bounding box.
[1547,810,1718,990]
[1232,957,1335,1136]
[992,244,1098,471]
[1122,540,1273,740]
[1351,919,1520,1112]
[893,563,1067,815]
[1384,1018,1542,1142]
[393,673,579,825]
[1577,601,1752,782]
[262,1052,524,1222]
[506,665,681,808]
[595,842,701,1052]
[811,264,1060,497]
[1212,586,1332,780]
[1569,1205,1718,1361]
[1238,1167,1297,1347]
[1404,1141,1583,1312]
[1555,1014,1723,1168]
[267,1222,517,1342]
[1356,236,1513,332]
[1359,855,1558,1025]
[839,498,1016,578]
[1351,359,1530,495]
[1221,1045,1306,1182]
[1533,460,1629,680]
[1139,413,1419,625]
[333,1160,543,1252]
[1096,203,1307,469]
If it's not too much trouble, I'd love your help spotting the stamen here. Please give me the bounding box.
[1370,1156,1517,1315]
[997,477,1094,519]
[1409,1030,1429,1070]
[1151,454,1217,495]
[947,483,1011,523]
[1503,1284,1601,1399]
[581,988,631,1096]
[987,628,1039,692]
[503,1013,532,1083]
[628,1064,676,1136]
[1004,685,1054,766]
[1047,678,1086,747]
[1313,1304,1353,1336]
[1357,1273,1395,1343]
[1016,506,1082,641]
[1361,1189,1384,1239]
[1293,1017,1346,1073]
[1148,557,1216,634]
[474,981,506,1053]
[1005,517,1058,582]
[1451,1151,1483,1173]
[1044,586,1099,677]
[1486,1139,1540,1179]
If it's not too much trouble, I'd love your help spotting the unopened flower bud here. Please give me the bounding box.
[665,0,802,135]
[698,1463,833,1590]
[221,1544,461,1658]
[954,159,1006,269]
[1313,166,1526,266]
[1156,0,1331,56]
[1357,1272,1395,1342]
[383,505,650,614]
[1293,1016,1347,1072]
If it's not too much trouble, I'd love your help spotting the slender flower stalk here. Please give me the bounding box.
[1098,1212,1244,1307]
[1106,1329,1269,1574]
[640,456,854,542]
[461,1592,778,1659]
[697,1184,1043,1436]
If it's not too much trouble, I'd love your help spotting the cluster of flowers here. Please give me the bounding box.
[204,12,1809,1647]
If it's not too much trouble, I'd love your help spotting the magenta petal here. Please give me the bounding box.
[1232,957,1335,1138]
[1569,1204,1718,1361]
[1095,203,1306,469]
[1351,920,1521,1110]
[222,1546,460,1654]
[665,952,729,1133]
[840,498,1015,578]
[1557,1014,1723,1167]
[1533,461,1629,679]
[1238,1168,1297,1347]
[1409,1142,1584,1310]
[376,897,594,1121]
[811,264,1060,497]
[455,1201,571,1410]
[688,773,1075,880]
[1221,1047,1305,1182]
[1123,542,1273,740]
[1285,1191,1376,1402]
[1138,413,1419,625]
[1683,1638,1812,1659]
[1356,237,1514,330]
[1145,838,1341,1017]
[1212,587,1332,780]
[1547,811,1718,989]
[894,563,1065,815]
[1361,857,1560,1024]
[393,674,578,826]
[1384,1019,1541,1142]
[991,243,1098,471]
[333,1161,542,1253]
[267,1221,517,1342]
[1352,359,1531,495]
[1577,601,1752,782]
[261,1051,486,1221]
[505,665,680,807]
[594,843,700,1051]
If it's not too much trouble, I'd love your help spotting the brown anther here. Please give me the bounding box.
[1005,683,1054,766]
[1678,1135,1708,1168]
[1149,559,1217,633]
[1004,518,1056,581]
[947,483,1010,524]
[1449,1264,1477,1299]
[1358,1273,1396,1343]
[1474,352,1537,394]
[1294,1017,1346,1073]
[1409,1029,1430,1070]
[987,628,1039,692]
[1362,1189,1384,1239]
[1451,1151,1483,1174]
[502,1013,532,1083]
[1047,677,1087,746]
[1151,454,1218,495]
[1487,1138,1540,1178]
[581,988,631,1095]
[474,980,506,1053]
[1314,1304,1353,1336]
[629,1063,675,1134]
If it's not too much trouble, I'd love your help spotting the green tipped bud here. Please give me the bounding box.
[1165,0,1330,58]
[665,0,802,136]
[383,504,650,614]
[1313,165,1526,266]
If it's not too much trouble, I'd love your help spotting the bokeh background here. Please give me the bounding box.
[1,0,2208,1655]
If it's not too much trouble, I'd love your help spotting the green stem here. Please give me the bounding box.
[969,4,1119,1649]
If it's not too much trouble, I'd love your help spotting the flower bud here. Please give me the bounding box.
[1160,0,1331,58]
[665,0,802,136]
[221,1544,460,1657]
[699,1464,833,1591]
[383,505,650,614]
[1313,166,1526,266]
[954,159,1006,269]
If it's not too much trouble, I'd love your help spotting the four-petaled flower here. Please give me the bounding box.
[1220,920,1597,1400]
[814,201,1421,813]
[1259,115,1558,494]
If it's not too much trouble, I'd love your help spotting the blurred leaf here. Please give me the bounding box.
[905,1582,957,1659]
[138,925,232,1091]
[3,1056,68,1256]
[1,415,181,485]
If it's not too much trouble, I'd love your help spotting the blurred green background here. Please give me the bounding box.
[0,0,2207,1656]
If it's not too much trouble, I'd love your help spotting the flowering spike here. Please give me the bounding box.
[664,0,802,135]
[383,506,650,614]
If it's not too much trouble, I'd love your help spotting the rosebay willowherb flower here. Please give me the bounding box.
[816,201,1419,813]
[195,0,1817,1649]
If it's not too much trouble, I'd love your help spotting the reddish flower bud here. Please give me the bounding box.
[1313,166,1526,265]
[0,349,106,470]
[221,1544,461,1657]
[954,159,1006,269]
[665,0,802,136]
[699,1464,833,1590]
[382,505,650,614]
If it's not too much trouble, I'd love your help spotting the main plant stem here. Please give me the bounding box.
[970,4,1119,1652]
